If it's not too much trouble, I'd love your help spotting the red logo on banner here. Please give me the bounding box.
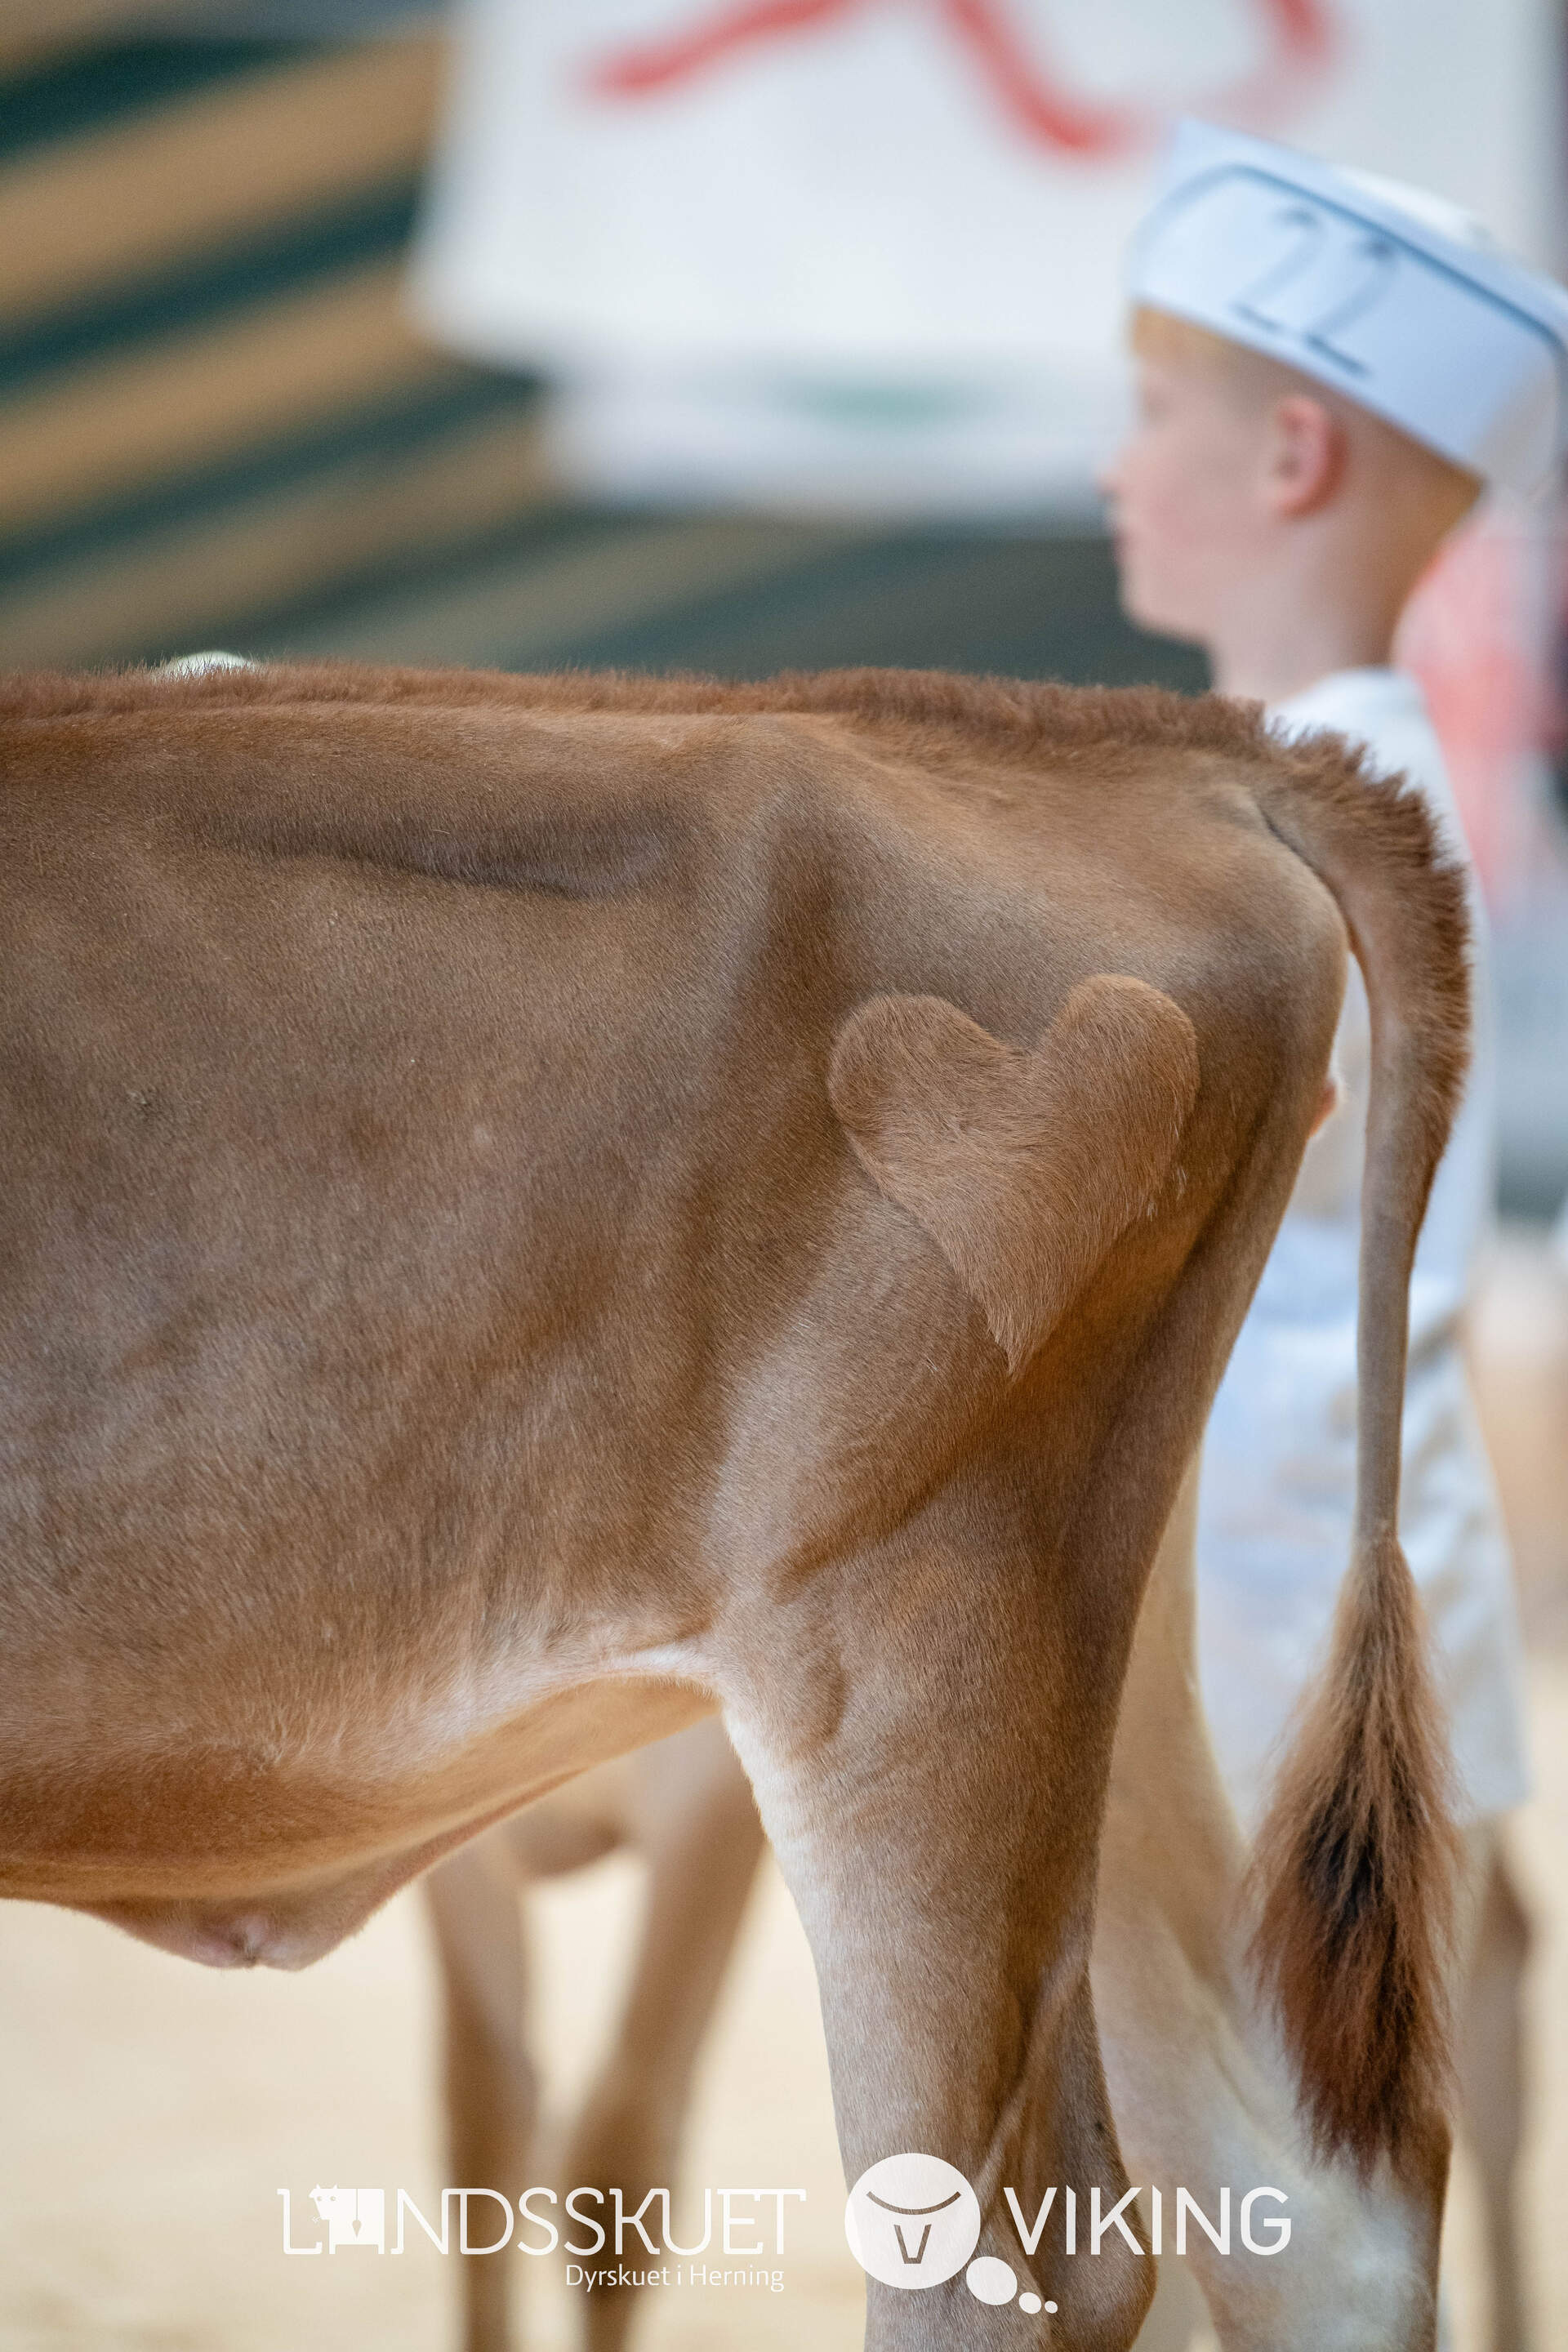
[586,0,1338,158]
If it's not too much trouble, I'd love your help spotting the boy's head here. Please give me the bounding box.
[1102,302,1481,650]
[1105,122,1568,691]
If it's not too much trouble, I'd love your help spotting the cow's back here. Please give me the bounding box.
[0,692,840,1685]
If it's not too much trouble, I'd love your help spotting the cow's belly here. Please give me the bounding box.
[0,1668,715,1963]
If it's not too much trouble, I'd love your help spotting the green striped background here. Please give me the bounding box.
[0,24,1205,692]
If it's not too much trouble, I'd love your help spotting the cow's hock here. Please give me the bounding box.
[828,976,1200,1375]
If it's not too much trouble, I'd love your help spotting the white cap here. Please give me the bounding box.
[1129,119,1568,496]
[157,651,256,677]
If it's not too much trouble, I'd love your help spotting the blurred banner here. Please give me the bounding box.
[411,0,1563,511]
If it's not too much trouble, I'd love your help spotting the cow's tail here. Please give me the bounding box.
[1245,736,1470,2176]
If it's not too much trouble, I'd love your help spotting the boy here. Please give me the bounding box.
[1102,120,1565,2346]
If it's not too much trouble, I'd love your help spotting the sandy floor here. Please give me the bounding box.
[2,1232,1566,2352]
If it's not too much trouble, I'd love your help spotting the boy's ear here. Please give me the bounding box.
[1266,394,1344,517]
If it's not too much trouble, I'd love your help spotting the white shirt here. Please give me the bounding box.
[1196,668,1530,1830]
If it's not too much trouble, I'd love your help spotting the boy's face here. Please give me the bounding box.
[1099,352,1269,648]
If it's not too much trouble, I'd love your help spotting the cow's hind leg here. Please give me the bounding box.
[721,1503,1156,2352]
[1457,1833,1533,2352]
[1129,2251,1206,2351]
[425,1836,537,2352]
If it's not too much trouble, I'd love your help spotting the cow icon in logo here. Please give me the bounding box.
[309,2185,385,2252]
[844,2154,981,2290]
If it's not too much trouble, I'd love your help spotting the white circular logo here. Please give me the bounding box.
[844,2154,982,2290]
[965,2254,1020,2304]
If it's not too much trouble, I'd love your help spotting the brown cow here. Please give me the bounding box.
[0,662,1466,2351]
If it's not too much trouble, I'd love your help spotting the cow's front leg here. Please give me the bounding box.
[561,1722,767,2352]
[720,1509,1155,2352]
